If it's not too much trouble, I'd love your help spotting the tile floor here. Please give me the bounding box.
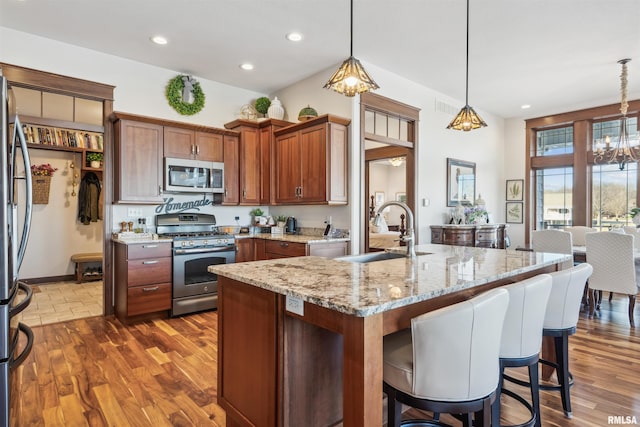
[16,280,103,327]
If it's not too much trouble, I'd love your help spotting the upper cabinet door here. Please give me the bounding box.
[274,132,302,204]
[196,132,224,162]
[163,127,195,159]
[114,119,164,203]
[299,124,327,203]
[223,134,240,205]
[239,129,261,205]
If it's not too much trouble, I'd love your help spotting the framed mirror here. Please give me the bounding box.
[447,158,476,206]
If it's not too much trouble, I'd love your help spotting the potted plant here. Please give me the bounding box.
[254,97,271,118]
[250,208,264,225]
[275,215,287,228]
[86,152,103,168]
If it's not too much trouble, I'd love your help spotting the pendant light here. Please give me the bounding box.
[324,0,379,97]
[447,0,487,131]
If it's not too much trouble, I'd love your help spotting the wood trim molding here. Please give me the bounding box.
[0,62,114,100]
[360,92,421,120]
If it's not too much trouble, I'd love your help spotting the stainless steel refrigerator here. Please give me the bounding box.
[0,72,35,427]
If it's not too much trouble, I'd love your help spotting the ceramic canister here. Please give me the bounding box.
[267,97,285,120]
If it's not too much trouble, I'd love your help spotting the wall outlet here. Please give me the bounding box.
[127,207,143,217]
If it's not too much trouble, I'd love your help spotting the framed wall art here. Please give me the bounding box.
[447,158,476,207]
[506,202,523,223]
[374,191,385,206]
[506,179,524,201]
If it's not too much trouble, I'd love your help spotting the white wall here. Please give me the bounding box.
[503,118,527,248]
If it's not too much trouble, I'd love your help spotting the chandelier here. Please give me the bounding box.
[594,59,638,171]
[388,157,404,167]
[323,0,379,97]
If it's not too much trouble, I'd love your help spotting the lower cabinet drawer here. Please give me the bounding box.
[127,282,171,316]
[265,240,306,257]
[127,257,172,287]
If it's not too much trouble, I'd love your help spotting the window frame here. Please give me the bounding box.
[525,101,640,243]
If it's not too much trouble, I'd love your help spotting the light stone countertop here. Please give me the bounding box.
[234,233,350,245]
[209,244,570,317]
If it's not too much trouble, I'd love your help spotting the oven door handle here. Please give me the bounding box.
[174,246,235,255]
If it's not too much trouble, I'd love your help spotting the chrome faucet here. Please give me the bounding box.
[374,201,416,258]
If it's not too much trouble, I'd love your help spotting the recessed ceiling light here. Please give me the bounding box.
[521,104,531,109]
[240,63,254,71]
[286,32,303,42]
[151,35,168,45]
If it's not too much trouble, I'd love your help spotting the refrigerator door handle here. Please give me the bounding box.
[12,116,32,270]
[9,281,33,317]
[10,323,34,369]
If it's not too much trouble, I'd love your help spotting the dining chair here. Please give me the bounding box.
[623,226,640,250]
[383,288,510,427]
[531,229,573,270]
[585,232,638,326]
[565,226,596,247]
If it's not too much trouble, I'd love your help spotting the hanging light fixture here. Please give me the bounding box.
[447,0,487,131]
[388,157,404,167]
[594,59,638,171]
[323,0,379,97]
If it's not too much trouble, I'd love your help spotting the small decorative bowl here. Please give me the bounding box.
[298,105,318,121]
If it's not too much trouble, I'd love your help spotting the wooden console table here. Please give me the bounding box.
[430,224,508,249]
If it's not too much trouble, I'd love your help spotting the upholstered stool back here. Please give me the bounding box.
[500,274,552,360]
[384,288,509,402]
[544,263,593,331]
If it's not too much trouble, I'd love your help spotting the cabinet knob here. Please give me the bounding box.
[158,185,163,195]
[142,286,159,292]
[191,144,196,155]
[142,260,159,265]
[280,242,289,247]
[196,145,200,155]
[141,245,158,248]
[242,189,246,198]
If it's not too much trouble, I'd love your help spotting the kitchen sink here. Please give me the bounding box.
[337,252,411,263]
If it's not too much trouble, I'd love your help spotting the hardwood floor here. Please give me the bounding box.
[11,294,640,426]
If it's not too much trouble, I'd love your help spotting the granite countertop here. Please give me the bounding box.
[234,233,350,244]
[112,236,173,245]
[209,244,570,317]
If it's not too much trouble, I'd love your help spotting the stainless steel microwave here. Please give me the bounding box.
[164,157,224,193]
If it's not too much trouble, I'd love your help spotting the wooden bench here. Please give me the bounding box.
[71,253,103,283]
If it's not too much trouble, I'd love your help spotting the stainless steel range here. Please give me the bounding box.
[156,213,235,316]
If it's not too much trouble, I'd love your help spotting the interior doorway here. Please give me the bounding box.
[360,93,420,253]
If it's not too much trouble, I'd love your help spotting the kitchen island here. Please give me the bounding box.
[209,244,570,427]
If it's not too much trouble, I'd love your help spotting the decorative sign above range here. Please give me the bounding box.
[155,194,217,215]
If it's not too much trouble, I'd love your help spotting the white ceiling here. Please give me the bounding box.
[2,0,640,120]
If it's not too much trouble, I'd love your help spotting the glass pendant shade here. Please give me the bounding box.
[447,104,487,131]
[323,0,379,97]
[324,56,379,97]
[447,0,487,131]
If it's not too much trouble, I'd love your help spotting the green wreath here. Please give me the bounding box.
[165,75,205,115]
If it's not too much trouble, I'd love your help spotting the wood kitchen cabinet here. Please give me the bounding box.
[224,118,293,205]
[164,126,224,162]
[235,238,255,263]
[273,115,349,205]
[114,241,172,323]
[236,238,348,262]
[223,134,240,205]
[113,115,164,203]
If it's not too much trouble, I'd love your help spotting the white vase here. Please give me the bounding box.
[267,97,285,120]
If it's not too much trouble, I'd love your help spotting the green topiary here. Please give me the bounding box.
[254,97,271,115]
